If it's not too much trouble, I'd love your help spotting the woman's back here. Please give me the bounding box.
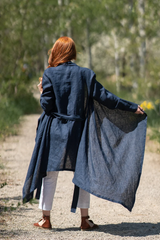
[40,62,91,120]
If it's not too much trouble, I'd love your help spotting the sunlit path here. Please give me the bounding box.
[0,114,160,240]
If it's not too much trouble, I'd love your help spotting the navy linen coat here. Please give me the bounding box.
[23,61,147,212]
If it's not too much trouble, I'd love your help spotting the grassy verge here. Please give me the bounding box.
[0,81,41,214]
[0,89,40,139]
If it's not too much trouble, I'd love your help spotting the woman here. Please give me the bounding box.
[23,36,147,230]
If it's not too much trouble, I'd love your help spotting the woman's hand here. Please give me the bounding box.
[37,77,43,94]
[135,105,144,114]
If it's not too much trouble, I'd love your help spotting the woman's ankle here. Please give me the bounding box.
[80,208,88,217]
[42,210,50,217]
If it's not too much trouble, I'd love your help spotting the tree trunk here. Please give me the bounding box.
[43,35,48,70]
[138,0,146,79]
[86,18,92,69]
[112,32,120,92]
[58,0,64,36]
[67,22,72,38]
[65,0,72,37]
[13,0,29,94]
[129,0,138,88]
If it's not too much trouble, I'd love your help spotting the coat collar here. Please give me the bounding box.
[62,61,77,66]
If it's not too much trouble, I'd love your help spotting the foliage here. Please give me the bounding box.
[0,0,160,97]
[0,182,7,189]
[0,200,22,214]
[102,77,160,143]
[145,107,160,143]
[0,98,22,138]
[0,91,40,139]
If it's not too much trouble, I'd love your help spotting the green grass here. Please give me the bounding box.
[0,98,22,138]
[29,199,39,205]
[0,89,40,139]
[146,110,160,143]
[0,201,22,214]
[0,182,7,189]
[0,161,5,169]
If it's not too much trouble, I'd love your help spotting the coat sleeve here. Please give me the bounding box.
[92,76,138,112]
[40,72,55,113]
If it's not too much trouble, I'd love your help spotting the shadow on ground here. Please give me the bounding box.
[0,196,22,201]
[56,222,160,237]
[0,222,160,238]
[0,230,28,239]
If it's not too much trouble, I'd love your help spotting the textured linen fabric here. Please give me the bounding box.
[73,100,147,211]
[23,61,147,212]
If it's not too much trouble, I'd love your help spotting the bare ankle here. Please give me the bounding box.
[42,210,50,217]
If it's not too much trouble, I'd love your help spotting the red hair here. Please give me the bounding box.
[48,36,76,68]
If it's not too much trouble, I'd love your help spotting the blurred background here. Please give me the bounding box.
[0,0,159,144]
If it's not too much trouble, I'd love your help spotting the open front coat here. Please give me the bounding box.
[23,61,147,212]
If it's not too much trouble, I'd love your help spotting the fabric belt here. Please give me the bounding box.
[71,185,79,213]
[51,112,84,122]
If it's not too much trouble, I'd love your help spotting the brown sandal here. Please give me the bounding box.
[80,216,98,231]
[34,216,52,229]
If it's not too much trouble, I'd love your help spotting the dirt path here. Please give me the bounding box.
[0,114,160,240]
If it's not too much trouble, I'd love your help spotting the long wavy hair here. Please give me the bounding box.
[48,36,77,68]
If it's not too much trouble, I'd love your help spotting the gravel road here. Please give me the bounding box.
[0,114,160,240]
